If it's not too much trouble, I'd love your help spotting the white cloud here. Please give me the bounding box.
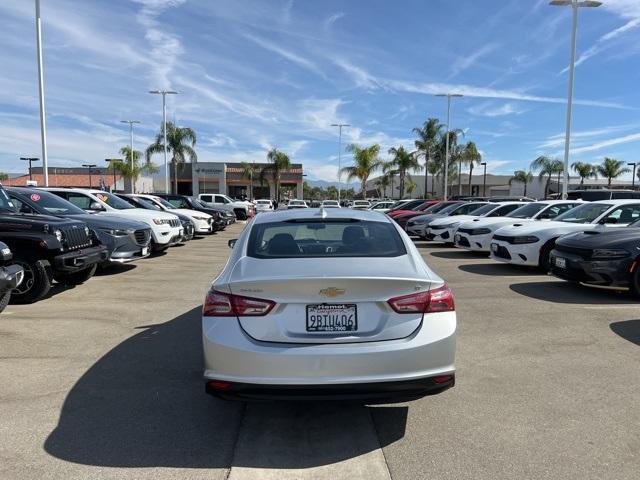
[570,131,640,154]
[468,102,527,117]
[242,32,323,76]
[323,12,345,30]
[449,43,499,78]
[332,57,381,90]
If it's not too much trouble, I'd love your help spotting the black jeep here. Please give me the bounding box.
[0,185,108,303]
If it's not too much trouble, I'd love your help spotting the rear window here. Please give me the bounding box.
[247,220,407,258]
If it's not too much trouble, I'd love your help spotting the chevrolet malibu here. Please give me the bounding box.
[202,208,456,402]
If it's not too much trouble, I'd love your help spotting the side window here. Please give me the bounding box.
[66,193,92,209]
[489,205,520,217]
[11,198,35,214]
[602,205,640,224]
[553,203,578,217]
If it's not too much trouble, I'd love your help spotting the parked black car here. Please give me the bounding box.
[7,187,152,266]
[0,242,24,312]
[156,194,236,227]
[550,223,640,296]
[0,185,108,303]
[115,194,195,241]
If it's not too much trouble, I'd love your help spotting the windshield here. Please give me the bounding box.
[507,203,547,219]
[154,197,177,209]
[257,200,271,205]
[221,195,235,203]
[322,201,339,205]
[555,203,611,224]
[19,190,85,215]
[469,204,498,216]
[94,192,135,210]
[0,188,17,212]
[193,199,210,209]
[290,200,306,205]
[437,203,463,215]
[135,197,162,211]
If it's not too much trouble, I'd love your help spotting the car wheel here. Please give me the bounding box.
[234,209,247,220]
[630,261,640,298]
[538,240,556,272]
[0,291,10,313]
[10,259,52,304]
[53,264,97,286]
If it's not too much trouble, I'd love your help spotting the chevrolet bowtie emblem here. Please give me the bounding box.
[319,287,346,298]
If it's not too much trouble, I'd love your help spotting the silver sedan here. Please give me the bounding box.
[202,208,456,402]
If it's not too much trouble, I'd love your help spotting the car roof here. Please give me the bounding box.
[252,207,392,224]
[44,187,106,195]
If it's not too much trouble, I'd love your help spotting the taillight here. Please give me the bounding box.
[387,284,455,314]
[203,290,275,317]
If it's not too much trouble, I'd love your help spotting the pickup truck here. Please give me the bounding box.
[197,193,254,220]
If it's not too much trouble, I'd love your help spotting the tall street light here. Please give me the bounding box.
[149,90,178,194]
[120,120,141,194]
[480,162,487,197]
[435,93,463,200]
[550,0,602,199]
[628,162,637,189]
[20,157,40,181]
[105,158,122,192]
[35,0,49,186]
[82,163,97,188]
[331,123,350,203]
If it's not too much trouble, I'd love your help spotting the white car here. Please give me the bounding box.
[369,201,395,213]
[198,193,254,220]
[414,202,489,239]
[490,200,640,269]
[134,194,214,234]
[454,200,581,253]
[351,200,371,210]
[287,199,309,209]
[46,188,183,251]
[426,202,525,244]
[202,208,456,402]
[320,200,341,208]
[255,199,274,213]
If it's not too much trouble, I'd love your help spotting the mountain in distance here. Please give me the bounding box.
[305,179,360,190]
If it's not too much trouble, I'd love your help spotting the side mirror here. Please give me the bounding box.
[228,239,237,249]
[88,201,104,212]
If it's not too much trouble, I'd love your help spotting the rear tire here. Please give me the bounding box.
[234,209,247,220]
[0,292,10,313]
[538,240,556,272]
[53,264,97,286]
[630,261,640,298]
[10,259,52,304]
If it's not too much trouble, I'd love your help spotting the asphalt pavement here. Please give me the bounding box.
[0,224,638,479]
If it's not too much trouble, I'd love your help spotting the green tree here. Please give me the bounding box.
[240,161,260,200]
[374,175,390,198]
[388,146,422,199]
[571,162,597,187]
[326,185,338,200]
[413,118,444,199]
[509,170,534,197]
[109,147,159,191]
[461,141,482,196]
[531,155,564,198]
[596,157,629,187]
[0,172,8,182]
[341,144,382,198]
[406,179,417,196]
[146,121,197,194]
[260,148,292,202]
[382,162,398,199]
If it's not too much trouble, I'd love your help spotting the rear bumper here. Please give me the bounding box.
[206,375,455,402]
[0,264,24,292]
[53,246,109,272]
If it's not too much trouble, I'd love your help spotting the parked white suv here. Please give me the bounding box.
[254,199,274,213]
[198,194,254,220]
[46,188,183,251]
[133,194,214,234]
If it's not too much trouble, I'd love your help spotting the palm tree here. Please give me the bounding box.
[596,157,630,187]
[413,118,444,199]
[531,155,564,198]
[260,148,291,202]
[240,162,260,201]
[374,174,390,198]
[461,141,482,196]
[382,161,398,199]
[406,179,417,196]
[388,146,422,199]
[146,121,197,194]
[341,144,382,197]
[427,160,440,198]
[434,129,462,196]
[570,162,596,187]
[109,147,159,190]
[509,170,534,196]
[0,172,8,182]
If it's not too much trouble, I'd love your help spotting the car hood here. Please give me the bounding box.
[66,214,149,230]
[170,208,211,218]
[458,217,535,230]
[495,220,593,236]
[558,227,640,249]
[0,212,85,227]
[430,214,479,227]
[100,209,178,221]
[410,213,446,223]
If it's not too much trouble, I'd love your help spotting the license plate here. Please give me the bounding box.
[306,304,357,332]
[491,243,498,253]
[142,247,149,256]
[555,257,567,269]
[454,234,461,243]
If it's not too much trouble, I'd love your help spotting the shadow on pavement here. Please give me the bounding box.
[44,306,408,469]
[428,250,480,259]
[509,281,637,305]
[459,263,541,277]
[95,264,137,276]
[610,320,640,346]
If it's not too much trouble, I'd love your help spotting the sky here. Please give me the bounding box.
[1,0,640,183]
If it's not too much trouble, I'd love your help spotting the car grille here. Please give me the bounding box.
[169,218,181,228]
[134,229,151,247]
[493,245,512,260]
[61,226,92,250]
[553,243,592,259]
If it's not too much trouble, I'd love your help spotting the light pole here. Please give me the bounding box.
[20,157,40,181]
[480,162,487,197]
[628,162,637,189]
[82,163,97,188]
[435,93,463,200]
[120,120,141,194]
[35,0,49,186]
[550,0,602,199]
[331,123,350,203]
[149,90,178,194]
[105,158,121,192]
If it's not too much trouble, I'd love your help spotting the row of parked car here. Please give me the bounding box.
[0,184,244,309]
[383,196,640,297]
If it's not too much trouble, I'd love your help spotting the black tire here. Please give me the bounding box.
[630,261,640,298]
[0,291,10,313]
[538,240,556,272]
[53,263,97,286]
[234,208,247,221]
[10,259,52,304]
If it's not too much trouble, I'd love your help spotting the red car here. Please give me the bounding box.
[387,200,437,218]
[393,201,461,228]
